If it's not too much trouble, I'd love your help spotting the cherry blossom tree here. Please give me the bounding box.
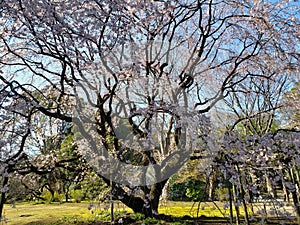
[0,0,299,217]
[208,71,299,223]
[282,81,300,129]
[215,130,300,223]
[0,85,33,219]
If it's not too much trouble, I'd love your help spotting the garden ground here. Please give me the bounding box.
[2,201,298,225]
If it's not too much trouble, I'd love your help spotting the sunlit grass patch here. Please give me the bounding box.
[3,202,92,225]
[3,201,262,225]
[159,201,252,219]
[159,201,225,217]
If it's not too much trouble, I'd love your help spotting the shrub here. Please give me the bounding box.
[72,189,83,203]
[214,188,229,201]
[54,192,65,203]
[185,179,207,201]
[169,182,189,201]
[169,179,207,201]
[40,191,54,204]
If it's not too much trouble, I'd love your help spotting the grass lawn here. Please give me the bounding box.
[2,201,298,225]
[159,201,228,217]
[3,201,223,224]
[2,202,93,225]
[2,201,221,224]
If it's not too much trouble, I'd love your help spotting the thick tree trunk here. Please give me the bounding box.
[133,181,167,217]
[0,177,9,220]
[160,180,169,201]
[111,179,168,218]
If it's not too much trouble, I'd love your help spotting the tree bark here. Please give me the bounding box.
[160,180,170,201]
[0,177,9,220]
[65,192,69,203]
[111,179,168,217]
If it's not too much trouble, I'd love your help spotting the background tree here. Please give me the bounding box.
[281,81,300,129]
[0,86,33,219]
[16,119,87,203]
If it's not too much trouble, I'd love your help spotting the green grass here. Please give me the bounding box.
[159,201,226,217]
[3,201,211,224]
[3,200,138,225]
[1,201,291,225]
[2,202,93,225]
[3,201,223,225]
